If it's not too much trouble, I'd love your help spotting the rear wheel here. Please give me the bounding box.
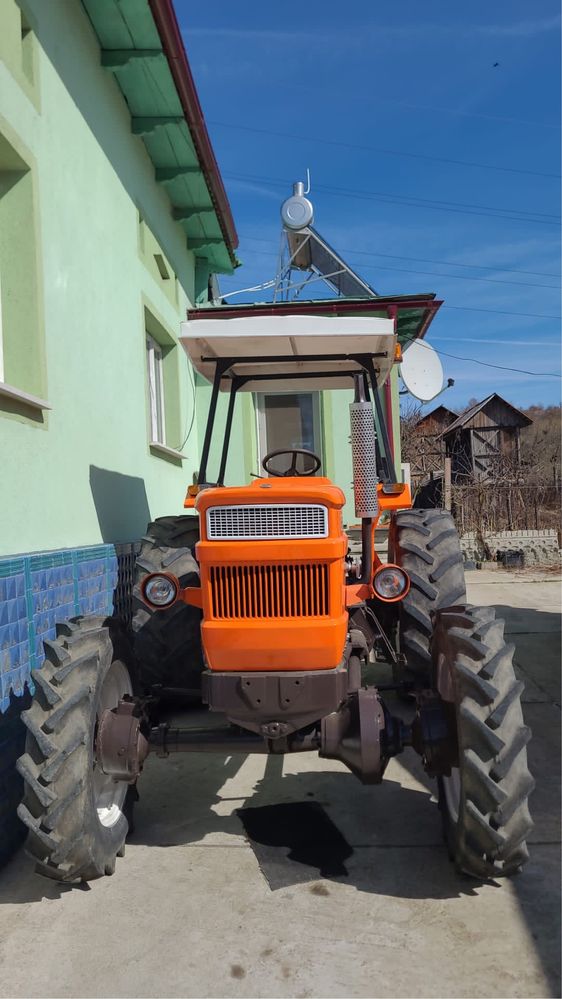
[390,509,466,683]
[132,516,203,695]
[432,605,534,878]
[17,616,135,882]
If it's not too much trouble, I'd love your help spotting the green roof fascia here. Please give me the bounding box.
[81,0,236,275]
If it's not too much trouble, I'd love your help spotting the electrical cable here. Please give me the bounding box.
[175,355,197,451]
[238,243,559,291]
[231,172,559,221]
[239,231,561,279]
[238,248,561,309]
[211,120,561,180]
[400,333,562,378]
[226,171,559,226]
[282,84,561,132]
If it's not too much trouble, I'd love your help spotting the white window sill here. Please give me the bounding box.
[0,381,51,410]
[149,441,186,461]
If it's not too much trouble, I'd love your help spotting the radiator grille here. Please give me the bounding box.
[206,505,328,541]
[209,563,329,619]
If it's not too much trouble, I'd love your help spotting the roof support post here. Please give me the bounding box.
[101,50,163,68]
[156,166,200,183]
[217,378,242,486]
[173,206,215,222]
[198,359,230,485]
[131,116,184,135]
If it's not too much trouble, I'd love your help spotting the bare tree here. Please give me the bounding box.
[399,399,423,465]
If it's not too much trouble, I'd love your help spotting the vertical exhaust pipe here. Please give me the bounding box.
[349,374,379,584]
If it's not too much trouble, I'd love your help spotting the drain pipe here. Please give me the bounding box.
[349,373,379,585]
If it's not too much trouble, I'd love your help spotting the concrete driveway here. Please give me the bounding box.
[0,570,559,998]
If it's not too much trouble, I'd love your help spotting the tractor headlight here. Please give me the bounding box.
[142,573,179,608]
[373,564,410,602]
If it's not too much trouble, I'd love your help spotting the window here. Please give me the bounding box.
[138,218,178,307]
[0,130,46,411]
[143,306,184,458]
[257,392,323,474]
[146,335,166,445]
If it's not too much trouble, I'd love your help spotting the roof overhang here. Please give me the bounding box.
[81,0,238,274]
[188,293,442,349]
[180,314,396,391]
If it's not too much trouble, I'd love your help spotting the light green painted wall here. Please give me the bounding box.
[322,388,355,526]
[0,1,406,559]
[194,376,256,486]
[0,0,204,556]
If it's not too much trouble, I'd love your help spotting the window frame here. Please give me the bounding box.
[146,333,166,445]
[255,391,323,467]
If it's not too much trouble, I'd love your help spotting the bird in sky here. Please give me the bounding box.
[493,61,500,67]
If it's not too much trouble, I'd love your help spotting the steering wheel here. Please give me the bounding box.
[262,448,322,478]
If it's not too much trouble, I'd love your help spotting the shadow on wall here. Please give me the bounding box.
[89,466,151,543]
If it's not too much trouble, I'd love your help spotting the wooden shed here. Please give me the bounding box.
[415,405,458,438]
[407,405,457,483]
[442,393,532,482]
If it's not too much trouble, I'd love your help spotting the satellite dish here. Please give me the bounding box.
[399,340,444,402]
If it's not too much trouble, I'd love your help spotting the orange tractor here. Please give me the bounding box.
[18,313,533,883]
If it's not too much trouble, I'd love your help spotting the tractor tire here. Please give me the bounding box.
[390,509,466,683]
[432,605,534,878]
[17,616,136,883]
[132,515,203,695]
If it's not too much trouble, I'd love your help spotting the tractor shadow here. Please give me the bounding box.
[125,719,481,902]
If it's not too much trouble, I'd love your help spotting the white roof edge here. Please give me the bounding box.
[179,314,396,391]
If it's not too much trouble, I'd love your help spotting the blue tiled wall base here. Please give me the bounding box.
[0,544,120,712]
[0,541,138,871]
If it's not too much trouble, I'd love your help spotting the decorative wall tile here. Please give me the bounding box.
[0,543,138,712]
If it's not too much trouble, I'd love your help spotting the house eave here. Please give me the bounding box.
[81,0,238,275]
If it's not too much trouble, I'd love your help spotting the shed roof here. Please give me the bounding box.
[415,405,458,428]
[442,394,532,436]
[81,0,238,274]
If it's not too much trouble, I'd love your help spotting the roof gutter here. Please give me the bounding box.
[148,0,239,264]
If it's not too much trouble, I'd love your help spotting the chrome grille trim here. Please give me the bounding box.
[206,504,328,541]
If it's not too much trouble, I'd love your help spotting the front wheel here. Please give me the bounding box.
[432,605,535,878]
[17,616,136,882]
[132,515,203,695]
[390,509,466,684]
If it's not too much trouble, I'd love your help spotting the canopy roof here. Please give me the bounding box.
[188,293,442,349]
[180,314,396,391]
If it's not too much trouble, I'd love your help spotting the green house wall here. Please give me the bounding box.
[0,0,211,557]
[0,0,407,560]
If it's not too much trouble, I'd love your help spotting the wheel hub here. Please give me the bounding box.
[93,660,136,827]
[97,697,149,785]
[411,691,459,777]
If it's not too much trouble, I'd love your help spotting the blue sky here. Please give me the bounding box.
[176,1,561,411]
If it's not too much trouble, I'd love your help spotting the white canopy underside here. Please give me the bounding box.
[180,314,396,391]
